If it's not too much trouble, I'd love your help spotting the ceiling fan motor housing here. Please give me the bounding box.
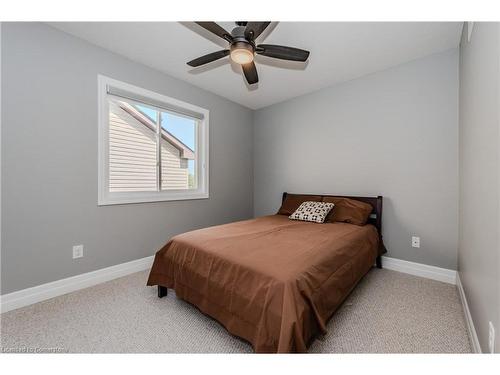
[231,26,255,46]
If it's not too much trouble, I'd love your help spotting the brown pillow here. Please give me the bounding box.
[322,197,373,225]
[277,194,322,216]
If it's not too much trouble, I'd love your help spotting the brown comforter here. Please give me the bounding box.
[147,215,379,353]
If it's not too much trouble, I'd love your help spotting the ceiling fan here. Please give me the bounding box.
[187,22,310,85]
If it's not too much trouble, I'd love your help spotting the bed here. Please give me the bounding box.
[147,193,386,353]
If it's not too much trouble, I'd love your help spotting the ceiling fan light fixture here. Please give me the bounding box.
[230,42,254,65]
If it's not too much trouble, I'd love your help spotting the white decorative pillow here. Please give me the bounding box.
[289,201,335,223]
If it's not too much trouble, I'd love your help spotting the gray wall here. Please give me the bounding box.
[254,49,459,270]
[1,23,254,294]
[458,22,499,353]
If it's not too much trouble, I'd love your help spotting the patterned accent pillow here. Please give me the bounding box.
[289,201,335,223]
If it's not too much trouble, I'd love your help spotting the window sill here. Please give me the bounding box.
[98,191,209,206]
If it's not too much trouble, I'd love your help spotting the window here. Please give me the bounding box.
[98,75,209,205]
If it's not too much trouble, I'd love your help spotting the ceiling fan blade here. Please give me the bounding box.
[244,22,271,41]
[195,22,233,42]
[257,44,310,62]
[187,50,229,67]
[242,62,259,85]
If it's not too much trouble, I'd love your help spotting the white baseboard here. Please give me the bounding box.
[381,256,457,285]
[456,273,482,353]
[1,255,154,313]
[0,255,458,314]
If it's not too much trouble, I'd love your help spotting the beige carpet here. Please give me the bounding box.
[0,268,472,353]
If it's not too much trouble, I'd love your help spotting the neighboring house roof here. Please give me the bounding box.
[118,101,195,160]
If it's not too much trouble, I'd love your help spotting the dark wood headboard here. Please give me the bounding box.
[281,192,383,233]
[281,192,386,263]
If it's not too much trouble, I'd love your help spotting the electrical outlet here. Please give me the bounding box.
[488,321,495,353]
[411,236,420,248]
[72,245,84,259]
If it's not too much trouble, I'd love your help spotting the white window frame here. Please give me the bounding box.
[97,75,209,206]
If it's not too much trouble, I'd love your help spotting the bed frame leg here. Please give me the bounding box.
[376,256,382,269]
[158,285,168,298]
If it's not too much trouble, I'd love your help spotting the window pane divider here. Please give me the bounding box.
[156,111,162,192]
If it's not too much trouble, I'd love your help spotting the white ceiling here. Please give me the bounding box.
[49,22,462,109]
